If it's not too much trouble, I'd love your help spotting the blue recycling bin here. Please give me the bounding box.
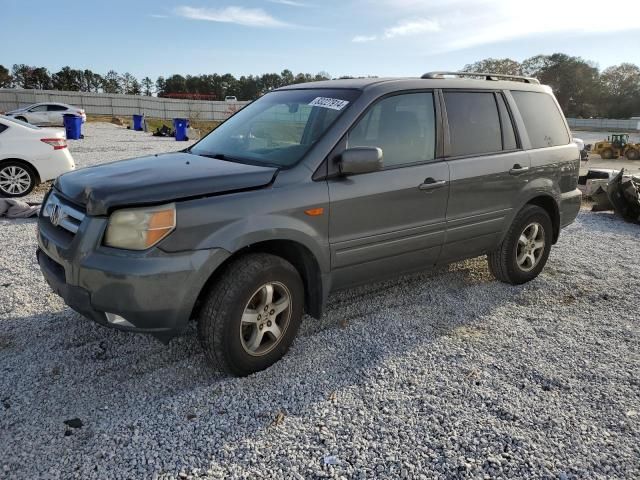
[63,114,82,140]
[132,114,144,131]
[173,118,188,141]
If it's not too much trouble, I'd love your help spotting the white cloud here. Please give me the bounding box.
[383,18,440,38]
[175,6,290,27]
[353,0,640,51]
[268,0,308,6]
[352,35,377,43]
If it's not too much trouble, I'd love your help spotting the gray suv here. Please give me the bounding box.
[37,72,581,376]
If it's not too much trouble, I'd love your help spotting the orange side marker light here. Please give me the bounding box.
[304,207,324,216]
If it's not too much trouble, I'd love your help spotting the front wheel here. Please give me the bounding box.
[487,205,553,285]
[197,253,304,376]
[626,148,639,160]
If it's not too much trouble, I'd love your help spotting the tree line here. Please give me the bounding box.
[1,53,639,118]
[0,64,331,103]
[464,54,639,118]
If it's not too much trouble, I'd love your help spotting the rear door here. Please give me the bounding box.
[328,91,450,289]
[439,90,530,263]
[46,104,69,125]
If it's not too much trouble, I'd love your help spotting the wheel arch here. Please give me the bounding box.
[0,158,41,183]
[191,239,326,323]
[524,194,560,243]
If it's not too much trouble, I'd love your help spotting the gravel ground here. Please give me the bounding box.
[1,124,639,479]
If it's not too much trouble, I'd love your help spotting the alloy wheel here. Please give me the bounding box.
[516,222,545,272]
[0,166,32,196]
[240,282,292,356]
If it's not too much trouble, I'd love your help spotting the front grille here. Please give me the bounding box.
[42,193,86,235]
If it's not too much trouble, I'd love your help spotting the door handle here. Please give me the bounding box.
[509,164,530,175]
[418,178,447,191]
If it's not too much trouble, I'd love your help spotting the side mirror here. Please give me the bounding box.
[338,147,383,175]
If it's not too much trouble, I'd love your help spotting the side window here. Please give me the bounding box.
[511,91,570,149]
[496,94,517,150]
[29,105,47,112]
[444,92,501,157]
[0,124,7,134]
[348,92,436,168]
[47,105,68,112]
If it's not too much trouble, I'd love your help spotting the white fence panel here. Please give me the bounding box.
[567,117,640,131]
[0,88,250,121]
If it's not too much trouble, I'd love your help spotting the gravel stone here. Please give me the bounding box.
[0,124,639,479]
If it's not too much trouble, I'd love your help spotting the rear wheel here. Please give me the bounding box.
[0,162,37,197]
[197,253,304,376]
[487,205,553,285]
[626,148,639,160]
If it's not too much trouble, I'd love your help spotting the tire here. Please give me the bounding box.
[626,148,639,160]
[600,148,614,159]
[197,253,304,376]
[0,161,38,197]
[487,205,553,285]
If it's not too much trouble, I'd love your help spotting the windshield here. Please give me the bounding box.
[1,115,41,129]
[190,89,360,167]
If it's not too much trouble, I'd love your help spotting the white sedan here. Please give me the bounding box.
[0,116,75,197]
[4,102,86,126]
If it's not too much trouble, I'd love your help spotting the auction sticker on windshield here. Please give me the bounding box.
[308,97,350,111]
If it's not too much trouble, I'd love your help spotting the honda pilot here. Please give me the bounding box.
[37,72,582,376]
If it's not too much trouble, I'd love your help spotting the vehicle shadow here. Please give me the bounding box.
[0,255,535,477]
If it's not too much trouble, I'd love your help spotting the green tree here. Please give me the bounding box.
[119,72,136,94]
[155,76,166,96]
[600,63,640,118]
[12,64,51,89]
[141,77,154,96]
[128,78,142,95]
[463,58,522,75]
[521,53,601,117]
[103,70,121,93]
[51,66,82,91]
[0,65,11,87]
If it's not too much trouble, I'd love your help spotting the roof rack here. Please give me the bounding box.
[421,71,540,85]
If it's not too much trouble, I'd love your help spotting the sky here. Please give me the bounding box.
[1,0,639,80]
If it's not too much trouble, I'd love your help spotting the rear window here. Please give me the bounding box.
[444,92,501,157]
[47,105,68,111]
[511,91,570,149]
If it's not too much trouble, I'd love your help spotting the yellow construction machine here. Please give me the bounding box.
[592,134,640,160]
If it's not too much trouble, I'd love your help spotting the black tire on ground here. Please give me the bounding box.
[625,148,640,160]
[0,161,38,197]
[600,148,614,159]
[197,253,304,376]
[487,204,553,285]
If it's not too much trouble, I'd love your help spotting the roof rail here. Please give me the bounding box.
[421,71,540,84]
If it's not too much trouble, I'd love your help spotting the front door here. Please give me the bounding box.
[27,105,49,125]
[328,91,449,289]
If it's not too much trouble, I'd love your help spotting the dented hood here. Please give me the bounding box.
[54,152,278,216]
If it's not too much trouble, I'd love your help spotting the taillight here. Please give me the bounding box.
[41,138,67,150]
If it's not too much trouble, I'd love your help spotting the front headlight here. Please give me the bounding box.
[104,203,176,250]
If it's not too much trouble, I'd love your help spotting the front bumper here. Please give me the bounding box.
[37,210,230,341]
